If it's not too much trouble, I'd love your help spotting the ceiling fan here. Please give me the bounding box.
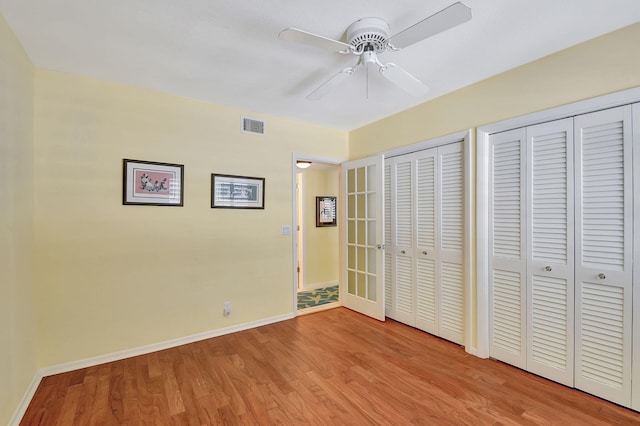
[278,2,472,100]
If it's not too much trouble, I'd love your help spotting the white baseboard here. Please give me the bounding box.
[9,312,294,425]
[9,371,44,426]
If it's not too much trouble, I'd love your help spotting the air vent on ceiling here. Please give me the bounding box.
[242,116,265,135]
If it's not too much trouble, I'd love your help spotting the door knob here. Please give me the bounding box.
[544,266,552,272]
[422,251,428,255]
[597,273,606,280]
[400,250,406,254]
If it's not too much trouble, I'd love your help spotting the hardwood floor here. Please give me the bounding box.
[21,308,640,425]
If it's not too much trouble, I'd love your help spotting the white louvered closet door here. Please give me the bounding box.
[414,148,438,335]
[525,119,574,386]
[574,105,633,407]
[438,143,465,344]
[384,163,393,317]
[392,158,414,325]
[488,128,527,369]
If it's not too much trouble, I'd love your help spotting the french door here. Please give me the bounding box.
[341,155,385,321]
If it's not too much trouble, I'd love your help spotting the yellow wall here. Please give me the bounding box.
[350,23,640,158]
[0,14,37,425]
[301,168,339,287]
[33,69,348,366]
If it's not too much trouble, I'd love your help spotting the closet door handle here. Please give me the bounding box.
[400,250,406,254]
[422,251,428,255]
[544,266,552,272]
[597,273,606,280]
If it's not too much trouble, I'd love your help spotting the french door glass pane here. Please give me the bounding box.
[346,164,379,302]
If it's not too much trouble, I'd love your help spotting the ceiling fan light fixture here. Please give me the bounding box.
[296,160,312,169]
[279,1,471,100]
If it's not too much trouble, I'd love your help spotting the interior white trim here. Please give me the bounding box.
[632,103,640,411]
[291,153,344,316]
[463,129,475,354]
[10,312,294,425]
[475,86,640,359]
[382,130,470,159]
[480,87,640,135]
[8,373,42,426]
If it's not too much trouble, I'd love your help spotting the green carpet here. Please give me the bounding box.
[297,285,339,309]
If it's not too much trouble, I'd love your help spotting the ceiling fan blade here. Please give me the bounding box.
[279,28,352,53]
[380,63,429,97]
[388,2,471,49]
[306,67,357,101]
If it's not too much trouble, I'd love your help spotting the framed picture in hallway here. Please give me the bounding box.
[316,196,337,227]
[211,174,265,209]
[122,159,184,206]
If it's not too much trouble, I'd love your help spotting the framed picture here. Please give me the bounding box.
[316,196,337,227]
[211,174,265,209]
[122,159,184,206]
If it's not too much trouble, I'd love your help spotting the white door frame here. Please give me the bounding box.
[291,154,344,315]
[296,171,304,290]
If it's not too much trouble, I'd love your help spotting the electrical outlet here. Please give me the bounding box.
[223,301,232,316]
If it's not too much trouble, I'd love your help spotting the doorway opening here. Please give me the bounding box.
[294,159,341,314]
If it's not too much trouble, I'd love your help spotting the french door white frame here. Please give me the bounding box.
[477,87,640,361]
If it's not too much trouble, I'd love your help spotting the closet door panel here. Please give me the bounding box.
[416,258,437,332]
[489,129,527,368]
[384,163,393,317]
[415,150,438,333]
[575,105,632,407]
[526,119,574,386]
[439,143,464,344]
[393,160,415,324]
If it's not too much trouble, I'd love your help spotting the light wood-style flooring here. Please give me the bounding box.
[21,308,640,425]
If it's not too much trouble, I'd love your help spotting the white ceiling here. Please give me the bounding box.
[1,0,639,130]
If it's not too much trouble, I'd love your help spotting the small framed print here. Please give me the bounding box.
[316,196,337,227]
[122,159,184,206]
[211,174,265,209]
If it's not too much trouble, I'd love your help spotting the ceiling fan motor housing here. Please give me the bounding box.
[346,17,390,53]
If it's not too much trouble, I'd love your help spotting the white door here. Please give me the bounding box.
[437,142,465,344]
[342,155,385,321]
[386,143,465,345]
[384,162,393,317]
[574,105,633,406]
[525,118,574,386]
[414,149,438,335]
[488,128,527,369]
[391,157,414,325]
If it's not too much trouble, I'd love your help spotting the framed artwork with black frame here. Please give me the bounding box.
[122,159,184,206]
[316,196,337,227]
[211,174,265,209]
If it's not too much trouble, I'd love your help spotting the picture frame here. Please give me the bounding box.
[316,196,337,227]
[211,174,265,209]
[122,159,184,206]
